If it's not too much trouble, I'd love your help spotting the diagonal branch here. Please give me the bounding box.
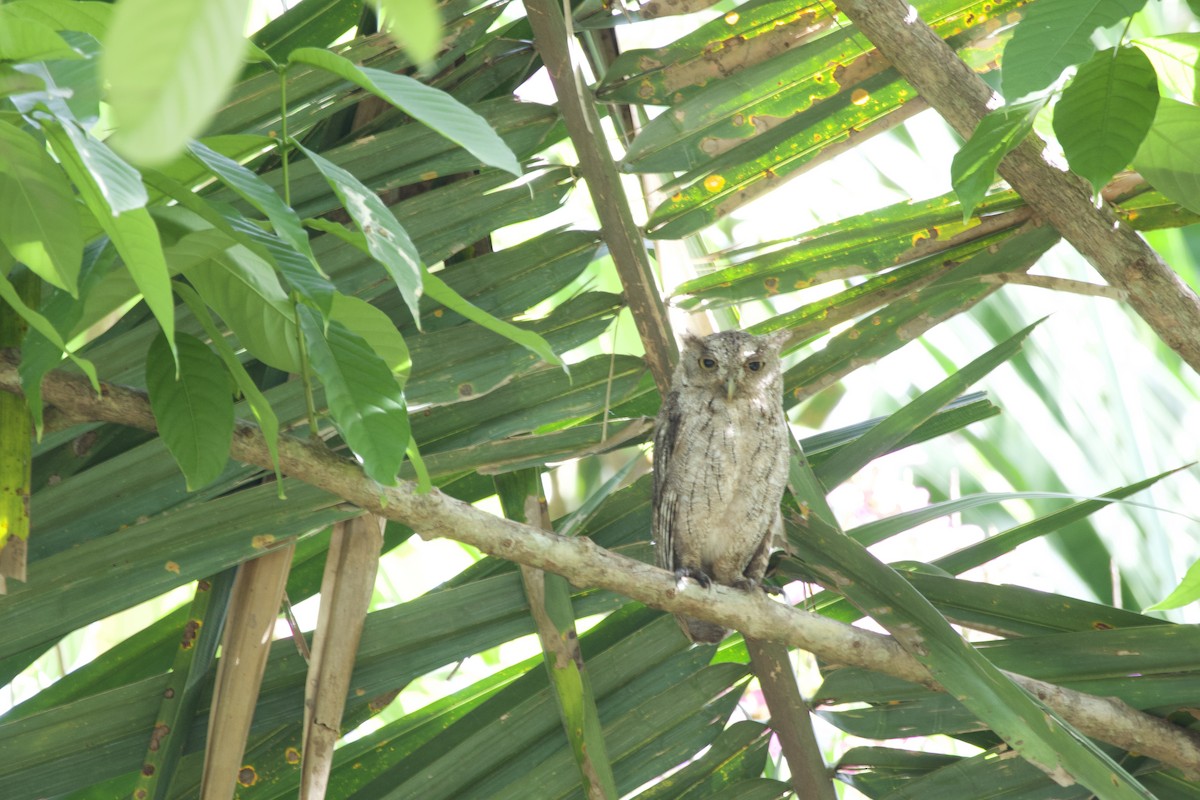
[3,354,1199,779]
[833,0,1200,374]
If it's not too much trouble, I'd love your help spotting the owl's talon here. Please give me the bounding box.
[676,567,712,589]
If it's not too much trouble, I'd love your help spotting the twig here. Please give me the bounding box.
[979,272,1128,300]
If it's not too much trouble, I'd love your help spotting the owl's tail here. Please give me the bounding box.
[676,614,728,644]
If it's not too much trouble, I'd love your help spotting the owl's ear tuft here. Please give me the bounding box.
[760,328,791,351]
[681,331,706,350]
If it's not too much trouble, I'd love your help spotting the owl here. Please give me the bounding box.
[653,329,791,643]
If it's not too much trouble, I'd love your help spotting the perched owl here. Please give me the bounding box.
[653,329,791,643]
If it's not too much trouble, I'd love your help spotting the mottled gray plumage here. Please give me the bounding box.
[653,329,791,643]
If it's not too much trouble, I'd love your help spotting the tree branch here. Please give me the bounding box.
[3,354,1198,778]
[834,0,1200,374]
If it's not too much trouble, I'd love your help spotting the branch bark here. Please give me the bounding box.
[3,355,1198,779]
[834,0,1200,374]
[522,0,676,395]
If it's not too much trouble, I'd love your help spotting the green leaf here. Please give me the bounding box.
[39,118,175,359]
[1135,33,1200,103]
[39,113,147,214]
[294,140,424,326]
[1053,46,1159,193]
[0,120,82,294]
[815,321,1042,489]
[376,0,443,68]
[288,46,522,177]
[328,293,411,378]
[3,0,111,40]
[145,331,234,491]
[951,101,1044,219]
[102,0,254,165]
[174,281,284,491]
[1133,96,1200,214]
[186,140,318,269]
[0,270,98,391]
[1000,0,1148,100]
[0,5,76,61]
[1144,557,1200,611]
[297,305,410,485]
[166,228,301,373]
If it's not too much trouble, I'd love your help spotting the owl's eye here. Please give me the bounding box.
[700,357,717,370]
[746,360,763,372]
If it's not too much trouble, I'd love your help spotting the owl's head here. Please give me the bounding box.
[678,329,790,401]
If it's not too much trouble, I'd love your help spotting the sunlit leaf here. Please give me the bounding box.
[1001,0,1148,99]
[1053,46,1158,193]
[1133,96,1200,214]
[103,0,254,165]
[0,120,82,294]
[376,0,443,67]
[951,101,1044,219]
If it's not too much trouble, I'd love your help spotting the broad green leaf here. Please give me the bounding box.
[0,120,82,294]
[951,101,1044,219]
[39,118,175,358]
[145,331,234,491]
[174,281,284,490]
[186,140,318,268]
[376,0,443,67]
[0,5,76,60]
[1053,46,1158,193]
[3,0,111,40]
[1000,0,1148,100]
[294,141,424,326]
[329,293,411,378]
[1135,33,1200,103]
[40,113,147,214]
[102,0,253,165]
[1133,97,1200,214]
[166,229,301,373]
[289,46,522,177]
[297,305,410,485]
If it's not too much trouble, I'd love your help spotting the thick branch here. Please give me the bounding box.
[835,0,1200,374]
[522,0,675,395]
[3,356,1199,776]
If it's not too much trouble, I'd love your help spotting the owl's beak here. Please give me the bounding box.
[726,376,736,401]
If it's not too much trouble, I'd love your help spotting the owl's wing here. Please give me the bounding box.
[652,390,683,572]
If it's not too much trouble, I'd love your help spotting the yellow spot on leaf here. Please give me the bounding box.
[851,88,870,106]
[285,747,301,765]
[724,11,739,24]
[420,171,439,181]
[237,766,258,787]
[165,561,180,574]
[252,534,276,549]
[433,308,444,317]
[704,174,726,193]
